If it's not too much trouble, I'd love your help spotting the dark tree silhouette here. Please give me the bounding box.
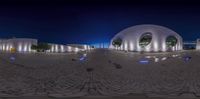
[112,38,122,50]
[31,43,51,52]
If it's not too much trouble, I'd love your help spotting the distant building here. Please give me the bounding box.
[183,41,196,50]
[110,24,183,52]
[67,44,92,51]
[48,43,85,53]
[196,39,200,50]
[0,38,37,52]
[0,38,92,53]
[47,43,67,53]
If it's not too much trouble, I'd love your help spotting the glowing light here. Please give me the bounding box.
[87,45,89,50]
[172,46,175,51]
[75,47,79,52]
[28,44,31,52]
[145,56,156,59]
[51,45,54,52]
[154,57,159,62]
[6,44,9,51]
[161,57,167,61]
[162,42,166,52]
[129,42,134,51]
[124,42,128,51]
[60,45,64,52]
[68,46,72,52]
[139,58,149,64]
[145,46,151,52]
[2,44,5,51]
[24,44,27,52]
[172,54,178,57]
[154,41,158,52]
[84,45,87,50]
[18,44,22,52]
[145,56,152,58]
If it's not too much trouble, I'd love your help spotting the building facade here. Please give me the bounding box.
[110,24,183,52]
[0,37,93,53]
[0,38,38,52]
[67,44,92,51]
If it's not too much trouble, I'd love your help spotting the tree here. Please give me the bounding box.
[31,43,51,52]
[166,36,178,47]
[112,38,122,50]
[37,43,51,52]
[31,45,38,51]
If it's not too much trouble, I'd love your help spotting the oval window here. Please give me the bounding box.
[139,32,152,47]
[166,36,177,47]
[112,38,122,47]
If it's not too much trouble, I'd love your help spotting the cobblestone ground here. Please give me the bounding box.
[0,49,200,98]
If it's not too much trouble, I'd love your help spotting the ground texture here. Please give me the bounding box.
[0,49,200,99]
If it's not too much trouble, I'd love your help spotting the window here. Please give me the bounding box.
[112,37,122,47]
[166,36,178,47]
[139,32,152,47]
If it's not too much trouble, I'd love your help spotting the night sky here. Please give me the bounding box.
[0,0,200,45]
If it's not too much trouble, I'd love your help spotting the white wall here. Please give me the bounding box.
[110,24,183,52]
[49,44,66,53]
[0,38,37,52]
[197,39,200,50]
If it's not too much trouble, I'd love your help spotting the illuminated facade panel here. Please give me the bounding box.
[197,39,200,50]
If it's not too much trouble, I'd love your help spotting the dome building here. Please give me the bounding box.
[110,24,183,52]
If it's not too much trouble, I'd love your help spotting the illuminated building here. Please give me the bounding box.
[0,38,92,53]
[0,38,37,52]
[110,24,183,52]
[48,43,68,53]
[67,44,92,51]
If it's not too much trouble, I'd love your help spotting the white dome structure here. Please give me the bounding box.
[110,24,183,52]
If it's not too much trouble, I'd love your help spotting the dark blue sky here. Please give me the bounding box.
[0,0,200,44]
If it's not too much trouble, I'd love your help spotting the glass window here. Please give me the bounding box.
[112,38,122,47]
[166,36,178,47]
[139,32,152,47]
